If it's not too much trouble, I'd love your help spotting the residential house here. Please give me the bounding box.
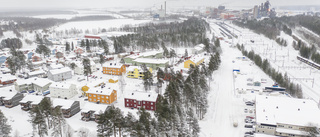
[48,63,64,70]
[102,63,126,75]
[81,103,107,122]
[27,69,46,78]
[255,95,320,136]
[32,55,42,62]
[74,60,97,75]
[0,74,17,85]
[32,78,52,93]
[184,56,205,68]
[74,48,84,55]
[123,51,163,64]
[81,79,106,96]
[49,82,77,99]
[87,84,117,104]
[0,91,24,108]
[52,98,80,118]
[14,79,32,92]
[19,95,44,111]
[124,91,158,111]
[0,56,7,64]
[48,67,72,82]
[131,58,169,70]
[56,52,64,59]
[27,52,34,59]
[191,44,205,54]
[127,66,152,79]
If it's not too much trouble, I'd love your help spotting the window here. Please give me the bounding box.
[289,126,292,129]
[102,100,104,102]
[89,98,92,101]
[126,99,128,102]
[143,102,145,104]
[134,104,136,107]
[89,94,91,97]
[126,103,129,106]
[93,95,96,97]
[151,107,153,109]
[106,96,109,99]
[143,106,145,108]
[94,99,96,101]
[98,97,100,99]
[138,102,140,105]
[151,102,153,105]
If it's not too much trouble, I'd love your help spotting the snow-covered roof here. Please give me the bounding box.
[28,69,45,76]
[103,62,123,68]
[255,95,320,127]
[15,79,32,86]
[124,91,158,102]
[49,82,74,89]
[83,79,106,88]
[81,102,108,114]
[194,44,205,51]
[126,50,163,59]
[32,78,52,87]
[52,98,76,109]
[0,74,16,82]
[49,67,71,75]
[189,56,204,63]
[0,91,18,100]
[127,66,143,72]
[86,86,115,96]
[19,95,44,104]
[276,128,309,136]
[50,64,64,69]
[133,58,169,64]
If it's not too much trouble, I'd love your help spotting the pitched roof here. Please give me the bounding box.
[124,91,158,102]
[49,67,72,75]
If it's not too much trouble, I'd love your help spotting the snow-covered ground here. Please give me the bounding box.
[54,19,151,31]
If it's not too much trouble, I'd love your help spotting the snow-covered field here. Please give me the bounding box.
[54,19,151,31]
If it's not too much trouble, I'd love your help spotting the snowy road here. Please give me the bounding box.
[199,38,244,136]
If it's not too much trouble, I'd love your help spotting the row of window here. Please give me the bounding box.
[126,99,154,105]
[126,103,154,109]
[89,98,109,103]
[89,94,116,99]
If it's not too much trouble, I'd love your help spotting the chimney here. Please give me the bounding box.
[164,1,166,18]
[101,91,102,93]
[96,90,98,93]
[276,106,278,109]
[110,63,112,65]
[132,93,134,95]
[298,108,300,111]
[148,94,150,97]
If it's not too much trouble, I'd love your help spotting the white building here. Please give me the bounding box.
[32,78,52,93]
[48,63,64,70]
[49,82,78,99]
[192,44,205,54]
[48,67,72,82]
[74,61,97,75]
[255,95,320,136]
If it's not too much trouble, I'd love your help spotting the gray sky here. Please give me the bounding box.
[1,0,320,10]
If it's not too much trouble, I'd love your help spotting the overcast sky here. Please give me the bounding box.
[1,0,320,11]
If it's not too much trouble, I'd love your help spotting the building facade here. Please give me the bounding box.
[48,67,72,82]
[124,91,158,111]
[102,63,126,75]
[49,82,77,99]
[184,57,205,68]
[87,87,117,104]
[127,66,152,79]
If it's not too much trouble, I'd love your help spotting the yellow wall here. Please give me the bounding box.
[127,68,152,79]
[88,90,117,104]
[108,79,118,83]
[184,58,204,68]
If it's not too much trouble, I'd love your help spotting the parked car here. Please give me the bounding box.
[245,131,254,135]
[244,124,253,128]
[244,108,248,113]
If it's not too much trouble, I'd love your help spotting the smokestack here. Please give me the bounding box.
[165,1,166,18]
[161,5,162,10]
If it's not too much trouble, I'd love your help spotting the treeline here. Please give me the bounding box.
[69,15,116,22]
[0,38,23,49]
[0,17,66,31]
[291,36,320,65]
[237,44,303,98]
[79,39,108,54]
[275,37,288,47]
[112,17,210,53]
[233,19,281,39]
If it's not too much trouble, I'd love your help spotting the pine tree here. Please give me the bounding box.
[138,108,151,136]
[70,62,77,70]
[0,110,11,136]
[38,97,53,129]
[27,59,34,71]
[29,106,48,137]
[184,49,188,58]
[99,54,105,66]
[80,40,85,47]
[85,39,90,51]
[214,38,220,47]
[71,42,74,51]
[51,107,65,137]
[161,42,169,57]
[65,42,70,52]
[141,64,153,91]
[82,58,92,81]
